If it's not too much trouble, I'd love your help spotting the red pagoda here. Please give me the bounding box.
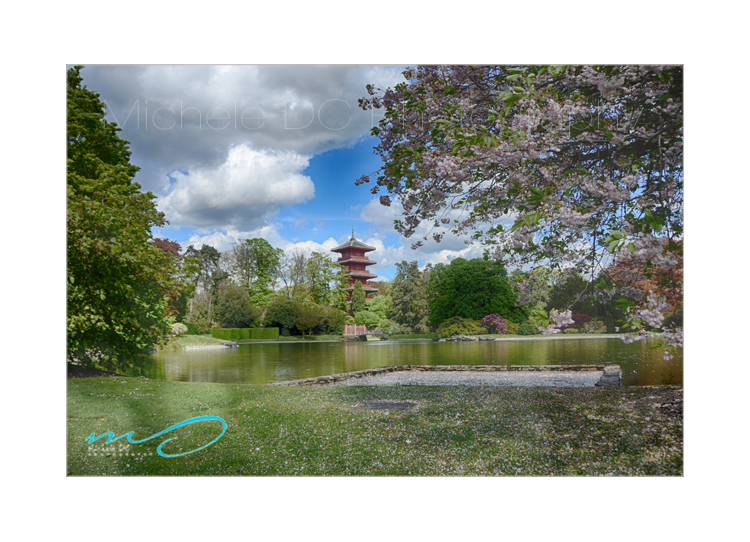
[331,229,378,312]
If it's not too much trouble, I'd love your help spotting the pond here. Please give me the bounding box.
[141,337,682,386]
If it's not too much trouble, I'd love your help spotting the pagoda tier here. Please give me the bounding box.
[342,285,378,292]
[331,232,378,314]
[336,257,377,266]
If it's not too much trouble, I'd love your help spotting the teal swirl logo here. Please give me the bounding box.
[85,415,228,458]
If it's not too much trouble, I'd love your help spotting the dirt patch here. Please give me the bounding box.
[634,387,683,420]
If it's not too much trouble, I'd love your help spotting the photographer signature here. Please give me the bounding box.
[85,415,228,458]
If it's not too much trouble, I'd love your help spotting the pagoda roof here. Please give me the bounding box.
[331,237,376,253]
[346,271,378,278]
[343,285,378,292]
[337,257,377,265]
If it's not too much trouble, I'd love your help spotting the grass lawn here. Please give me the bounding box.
[238,334,341,342]
[67,377,682,476]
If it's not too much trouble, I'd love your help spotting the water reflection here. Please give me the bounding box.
[142,337,682,386]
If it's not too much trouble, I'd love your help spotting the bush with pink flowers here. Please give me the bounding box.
[481,314,508,334]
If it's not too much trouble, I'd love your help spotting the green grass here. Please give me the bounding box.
[68,377,682,476]
[238,334,341,342]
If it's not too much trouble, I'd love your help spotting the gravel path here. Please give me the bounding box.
[333,370,603,388]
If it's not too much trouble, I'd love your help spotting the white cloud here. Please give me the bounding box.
[159,145,315,231]
[359,195,513,271]
[84,65,406,196]
[281,237,341,256]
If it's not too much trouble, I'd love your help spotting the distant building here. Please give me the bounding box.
[331,231,378,314]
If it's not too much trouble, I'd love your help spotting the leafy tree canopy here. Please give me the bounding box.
[359,65,682,347]
[390,261,430,332]
[214,281,259,328]
[351,280,367,314]
[428,258,527,326]
[67,66,185,372]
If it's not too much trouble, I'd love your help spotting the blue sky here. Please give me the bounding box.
[79,65,494,280]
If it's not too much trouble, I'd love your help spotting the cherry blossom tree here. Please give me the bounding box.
[358,65,682,352]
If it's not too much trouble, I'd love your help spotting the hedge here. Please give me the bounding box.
[249,327,279,340]
[211,328,280,341]
[184,322,201,335]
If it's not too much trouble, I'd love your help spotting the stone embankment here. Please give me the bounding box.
[184,341,238,350]
[270,364,621,388]
[445,335,496,341]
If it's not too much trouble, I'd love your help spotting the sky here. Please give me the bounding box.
[79,64,492,281]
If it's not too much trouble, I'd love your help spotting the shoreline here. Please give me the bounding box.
[232,334,625,345]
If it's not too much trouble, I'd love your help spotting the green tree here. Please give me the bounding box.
[545,273,597,316]
[427,258,527,327]
[263,295,298,336]
[509,266,562,308]
[294,303,323,339]
[185,292,214,334]
[366,294,392,322]
[354,310,381,329]
[351,280,367,314]
[184,244,227,297]
[231,238,283,306]
[67,66,184,372]
[152,238,195,322]
[369,280,391,297]
[391,261,430,332]
[318,306,347,335]
[278,249,309,300]
[214,281,259,328]
[306,252,344,306]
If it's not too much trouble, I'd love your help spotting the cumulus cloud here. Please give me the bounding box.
[182,223,344,260]
[359,195,513,271]
[82,65,405,196]
[159,145,315,231]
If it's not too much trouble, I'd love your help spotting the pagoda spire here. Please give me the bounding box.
[351,226,355,239]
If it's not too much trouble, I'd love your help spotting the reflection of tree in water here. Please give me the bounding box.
[147,338,680,386]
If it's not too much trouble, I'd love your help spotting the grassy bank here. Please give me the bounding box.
[159,334,231,350]
[238,334,340,342]
[67,377,682,476]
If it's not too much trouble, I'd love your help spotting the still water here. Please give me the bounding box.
[142,337,682,386]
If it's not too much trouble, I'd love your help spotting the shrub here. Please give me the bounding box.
[184,322,201,335]
[354,310,381,329]
[570,313,592,330]
[506,322,520,335]
[563,328,579,334]
[526,303,550,329]
[582,319,607,334]
[377,319,402,335]
[413,323,431,334]
[517,323,540,335]
[250,327,279,340]
[211,328,280,340]
[345,315,356,326]
[211,328,250,340]
[170,322,188,336]
[437,317,486,337]
[481,314,508,334]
